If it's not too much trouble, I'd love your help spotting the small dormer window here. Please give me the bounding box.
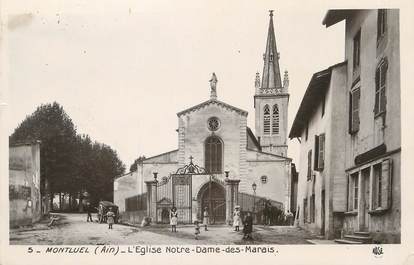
[270,53,274,62]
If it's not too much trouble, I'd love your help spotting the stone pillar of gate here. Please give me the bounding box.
[145,180,157,223]
[225,178,240,225]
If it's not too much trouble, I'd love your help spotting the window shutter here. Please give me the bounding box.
[377,10,381,42]
[319,134,325,169]
[381,159,392,209]
[307,150,312,180]
[375,68,380,114]
[380,61,388,113]
[314,135,319,170]
[352,89,360,132]
[349,92,353,133]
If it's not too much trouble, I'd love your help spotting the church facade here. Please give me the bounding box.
[114,12,293,225]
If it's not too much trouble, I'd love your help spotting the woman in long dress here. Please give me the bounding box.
[170,207,178,232]
[233,206,241,231]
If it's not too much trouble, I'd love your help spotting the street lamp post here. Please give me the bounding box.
[152,172,158,222]
[252,182,257,222]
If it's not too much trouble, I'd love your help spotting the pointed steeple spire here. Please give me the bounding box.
[261,10,282,90]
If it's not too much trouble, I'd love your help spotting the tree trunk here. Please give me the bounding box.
[50,192,54,211]
[59,192,62,211]
[69,193,72,211]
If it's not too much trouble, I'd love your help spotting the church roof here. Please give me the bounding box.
[177,99,248,117]
[261,10,283,89]
[246,127,261,151]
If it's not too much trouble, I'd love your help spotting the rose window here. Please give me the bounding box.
[207,117,220,131]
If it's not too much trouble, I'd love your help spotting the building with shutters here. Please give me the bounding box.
[114,11,294,225]
[290,9,400,243]
[289,62,348,239]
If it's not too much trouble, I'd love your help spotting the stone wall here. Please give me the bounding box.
[114,171,139,213]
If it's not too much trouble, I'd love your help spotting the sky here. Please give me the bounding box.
[5,0,346,170]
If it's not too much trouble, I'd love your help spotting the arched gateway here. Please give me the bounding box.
[197,181,226,224]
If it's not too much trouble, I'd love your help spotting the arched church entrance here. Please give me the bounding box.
[199,181,226,224]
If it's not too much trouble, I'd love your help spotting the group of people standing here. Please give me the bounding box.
[169,205,253,240]
[85,202,115,230]
[169,206,208,240]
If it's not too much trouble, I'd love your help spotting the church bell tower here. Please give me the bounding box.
[254,10,289,157]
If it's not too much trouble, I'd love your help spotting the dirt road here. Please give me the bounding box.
[10,213,315,245]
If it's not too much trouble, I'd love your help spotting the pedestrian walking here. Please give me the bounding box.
[194,220,200,240]
[170,207,178,232]
[233,205,241,231]
[106,207,115,229]
[286,210,294,226]
[86,202,93,222]
[243,212,253,240]
[203,207,209,231]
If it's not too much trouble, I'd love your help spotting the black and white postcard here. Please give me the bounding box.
[1,0,413,264]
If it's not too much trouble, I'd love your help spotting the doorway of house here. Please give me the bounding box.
[360,168,371,231]
[200,181,226,224]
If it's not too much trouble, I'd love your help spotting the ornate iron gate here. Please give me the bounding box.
[154,156,222,224]
[172,175,192,223]
[155,174,192,224]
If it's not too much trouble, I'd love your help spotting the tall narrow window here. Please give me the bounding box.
[375,59,388,115]
[272,104,279,134]
[205,136,223,173]
[314,135,319,170]
[318,134,325,170]
[263,105,270,135]
[307,150,312,181]
[377,9,387,41]
[350,88,361,133]
[353,30,361,72]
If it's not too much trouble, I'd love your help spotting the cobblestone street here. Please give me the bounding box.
[10,213,316,245]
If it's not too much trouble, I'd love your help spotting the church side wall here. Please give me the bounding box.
[246,150,290,205]
[246,160,288,205]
